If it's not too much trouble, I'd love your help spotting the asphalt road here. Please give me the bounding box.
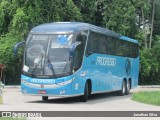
[0,86,159,111]
[0,86,160,120]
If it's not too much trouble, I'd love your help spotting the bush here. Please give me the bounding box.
[0,33,23,85]
[139,44,160,85]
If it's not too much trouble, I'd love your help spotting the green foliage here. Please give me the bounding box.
[102,0,138,37]
[153,0,160,36]
[0,0,160,85]
[0,0,83,85]
[140,44,160,85]
[0,0,15,34]
[0,117,26,120]
[132,91,160,106]
[0,33,22,85]
[153,35,160,45]
[74,0,97,24]
[11,7,29,36]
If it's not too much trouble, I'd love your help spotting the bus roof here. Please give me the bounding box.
[31,22,138,43]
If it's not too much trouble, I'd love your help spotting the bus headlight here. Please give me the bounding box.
[21,79,26,84]
[58,77,75,86]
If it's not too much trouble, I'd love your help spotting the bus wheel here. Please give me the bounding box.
[42,96,48,101]
[80,82,88,102]
[119,80,126,96]
[125,81,131,95]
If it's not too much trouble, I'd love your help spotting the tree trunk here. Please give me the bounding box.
[149,0,156,48]
[141,7,147,48]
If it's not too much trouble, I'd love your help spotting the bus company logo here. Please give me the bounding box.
[40,84,44,88]
[96,57,116,66]
[31,79,55,84]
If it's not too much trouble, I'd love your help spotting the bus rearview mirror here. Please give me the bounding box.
[14,41,25,56]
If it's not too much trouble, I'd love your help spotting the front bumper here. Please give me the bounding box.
[21,77,75,96]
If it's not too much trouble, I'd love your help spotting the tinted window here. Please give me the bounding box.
[130,43,139,58]
[88,32,98,53]
[98,35,106,54]
[116,40,130,57]
[88,32,106,54]
[87,31,139,58]
[105,37,116,55]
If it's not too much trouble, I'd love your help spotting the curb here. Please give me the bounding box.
[4,85,20,89]
[138,85,160,88]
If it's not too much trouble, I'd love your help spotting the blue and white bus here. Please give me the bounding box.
[15,22,139,102]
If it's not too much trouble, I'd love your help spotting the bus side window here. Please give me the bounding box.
[126,42,131,57]
[130,43,138,58]
[88,32,98,53]
[116,40,129,56]
[105,37,116,55]
[97,35,106,54]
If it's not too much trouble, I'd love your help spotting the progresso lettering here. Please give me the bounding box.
[96,57,116,66]
[31,79,55,84]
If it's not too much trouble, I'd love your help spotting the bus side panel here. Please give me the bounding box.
[71,72,84,95]
[105,55,125,91]
[130,57,139,88]
[82,54,121,93]
[82,55,100,92]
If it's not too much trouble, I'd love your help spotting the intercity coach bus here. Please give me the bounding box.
[14,22,139,102]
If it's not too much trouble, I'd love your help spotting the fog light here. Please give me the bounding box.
[21,88,27,94]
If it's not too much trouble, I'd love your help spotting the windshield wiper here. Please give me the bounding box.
[48,59,56,77]
[63,62,68,74]
[62,55,73,75]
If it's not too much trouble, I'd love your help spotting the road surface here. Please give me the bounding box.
[0,86,159,120]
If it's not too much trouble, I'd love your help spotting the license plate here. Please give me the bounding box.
[38,90,46,94]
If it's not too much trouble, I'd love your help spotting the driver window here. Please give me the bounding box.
[74,31,87,70]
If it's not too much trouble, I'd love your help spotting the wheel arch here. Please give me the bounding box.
[123,78,127,84]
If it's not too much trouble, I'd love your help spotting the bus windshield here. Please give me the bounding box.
[24,34,73,78]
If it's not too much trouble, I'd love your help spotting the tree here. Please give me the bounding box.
[102,0,138,37]
[0,0,82,84]
[0,0,160,85]
[130,0,150,48]
[149,0,156,48]
[73,0,98,25]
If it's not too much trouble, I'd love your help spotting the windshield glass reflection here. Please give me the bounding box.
[24,34,73,77]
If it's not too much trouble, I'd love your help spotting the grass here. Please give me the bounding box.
[0,118,26,120]
[132,91,160,106]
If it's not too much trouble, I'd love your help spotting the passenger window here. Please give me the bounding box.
[116,40,127,56]
[130,43,138,58]
[88,32,98,53]
[98,35,106,54]
[106,37,116,55]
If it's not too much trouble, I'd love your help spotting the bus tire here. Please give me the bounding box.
[125,81,131,95]
[80,82,88,102]
[42,96,48,101]
[119,80,126,96]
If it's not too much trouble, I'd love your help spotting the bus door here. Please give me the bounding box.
[71,31,87,94]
